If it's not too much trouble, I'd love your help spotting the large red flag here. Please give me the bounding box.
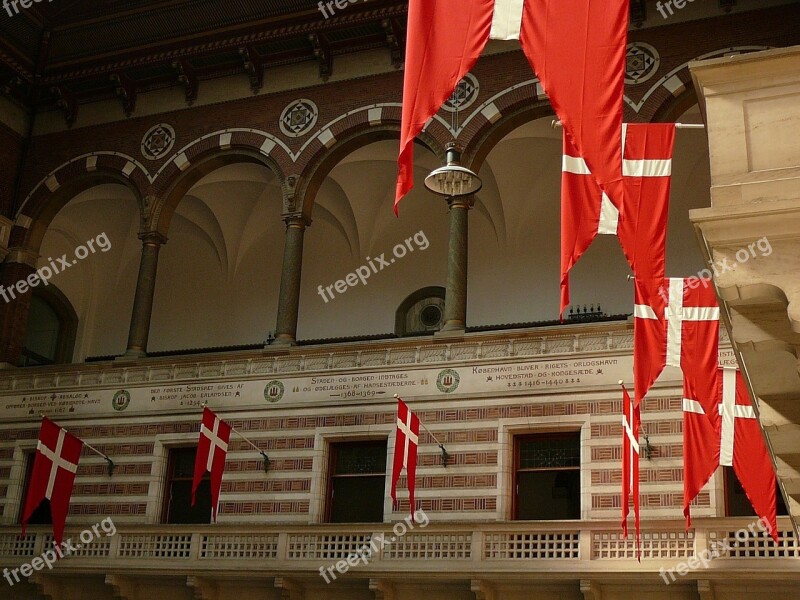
[391,397,420,522]
[193,407,232,523]
[682,378,720,528]
[682,368,778,541]
[561,124,675,316]
[620,382,641,560]
[396,0,628,214]
[21,417,83,546]
[719,368,778,541]
[633,277,720,407]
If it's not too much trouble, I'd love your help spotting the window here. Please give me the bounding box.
[327,440,387,523]
[395,287,445,336]
[20,290,77,367]
[162,447,212,524]
[723,466,787,517]
[514,432,581,520]
[19,452,52,525]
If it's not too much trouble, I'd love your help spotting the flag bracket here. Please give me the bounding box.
[439,444,450,467]
[642,434,653,461]
[260,451,271,473]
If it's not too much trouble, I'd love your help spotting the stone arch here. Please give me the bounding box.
[151,141,287,238]
[460,80,554,174]
[13,153,147,253]
[294,109,447,218]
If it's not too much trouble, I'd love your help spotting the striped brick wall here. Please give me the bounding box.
[0,377,718,526]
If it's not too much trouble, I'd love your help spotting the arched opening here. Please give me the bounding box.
[19,286,78,366]
[35,182,141,361]
[395,286,446,337]
[149,161,284,352]
[297,138,448,341]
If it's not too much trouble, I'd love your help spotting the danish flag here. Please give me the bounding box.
[396,0,628,214]
[21,417,83,546]
[192,407,232,523]
[633,277,720,408]
[391,398,420,521]
[620,382,641,559]
[561,124,675,316]
[683,368,778,540]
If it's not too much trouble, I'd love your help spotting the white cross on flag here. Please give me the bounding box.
[561,124,675,317]
[391,397,420,522]
[21,417,83,546]
[396,0,629,215]
[192,407,232,523]
[683,368,778,540]
[620,382,641,559]
[633,277,720,408]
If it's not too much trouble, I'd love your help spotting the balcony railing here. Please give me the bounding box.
[0,519,797,575]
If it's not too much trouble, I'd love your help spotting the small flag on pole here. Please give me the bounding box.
[391,397,420,522]
[620,381,641,561]
[193,407,232,523]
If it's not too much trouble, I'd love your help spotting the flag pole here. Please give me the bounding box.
[41,414,115,476]
[551,119,705,130]
[393,394,450,467]
[201,403,270,473]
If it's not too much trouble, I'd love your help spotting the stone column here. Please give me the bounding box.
[440,196,473,334]
[0,248,39,367]
[274,214,310,346]
[123,232,167,358]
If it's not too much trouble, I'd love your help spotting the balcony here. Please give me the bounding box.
[1,518,798,581]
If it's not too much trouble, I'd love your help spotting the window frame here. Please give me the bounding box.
[160,445,212,525]
[512,431,582,521]
[325,439,388,524]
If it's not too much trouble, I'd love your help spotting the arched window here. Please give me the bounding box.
[19,288,78,367]
[395,287,446,337]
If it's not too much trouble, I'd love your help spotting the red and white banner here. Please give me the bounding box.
[192,407,232,523]
[633,277,720,407]
[21,417,83,546]
[683,368,778,540]
[561,123,675,317]
[391,398,420,521]
[621,382,641,559]
[396,0,628,214]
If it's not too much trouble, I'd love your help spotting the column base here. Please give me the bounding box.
[271,335,297,347]
[117,349,147,361]
[435,323,466,338]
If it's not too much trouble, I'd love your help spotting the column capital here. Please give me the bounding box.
[138,231,168,247]
[283,213,311,230]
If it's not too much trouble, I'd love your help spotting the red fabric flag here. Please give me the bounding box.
[633,277,720,407]
[396,0,628,214]
[682,368,779,541]
[21,417,83,546]
[720,368,779,542]
[682,379,720,528]
[620,382,641,560]
[561,124,674,317]
[193,407,232,523]
[391,397,420,521]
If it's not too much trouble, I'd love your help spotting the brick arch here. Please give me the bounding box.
[296,115,446,218]
[151,139,288,238]
[13,153,148,253]
[459,79,555,174]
